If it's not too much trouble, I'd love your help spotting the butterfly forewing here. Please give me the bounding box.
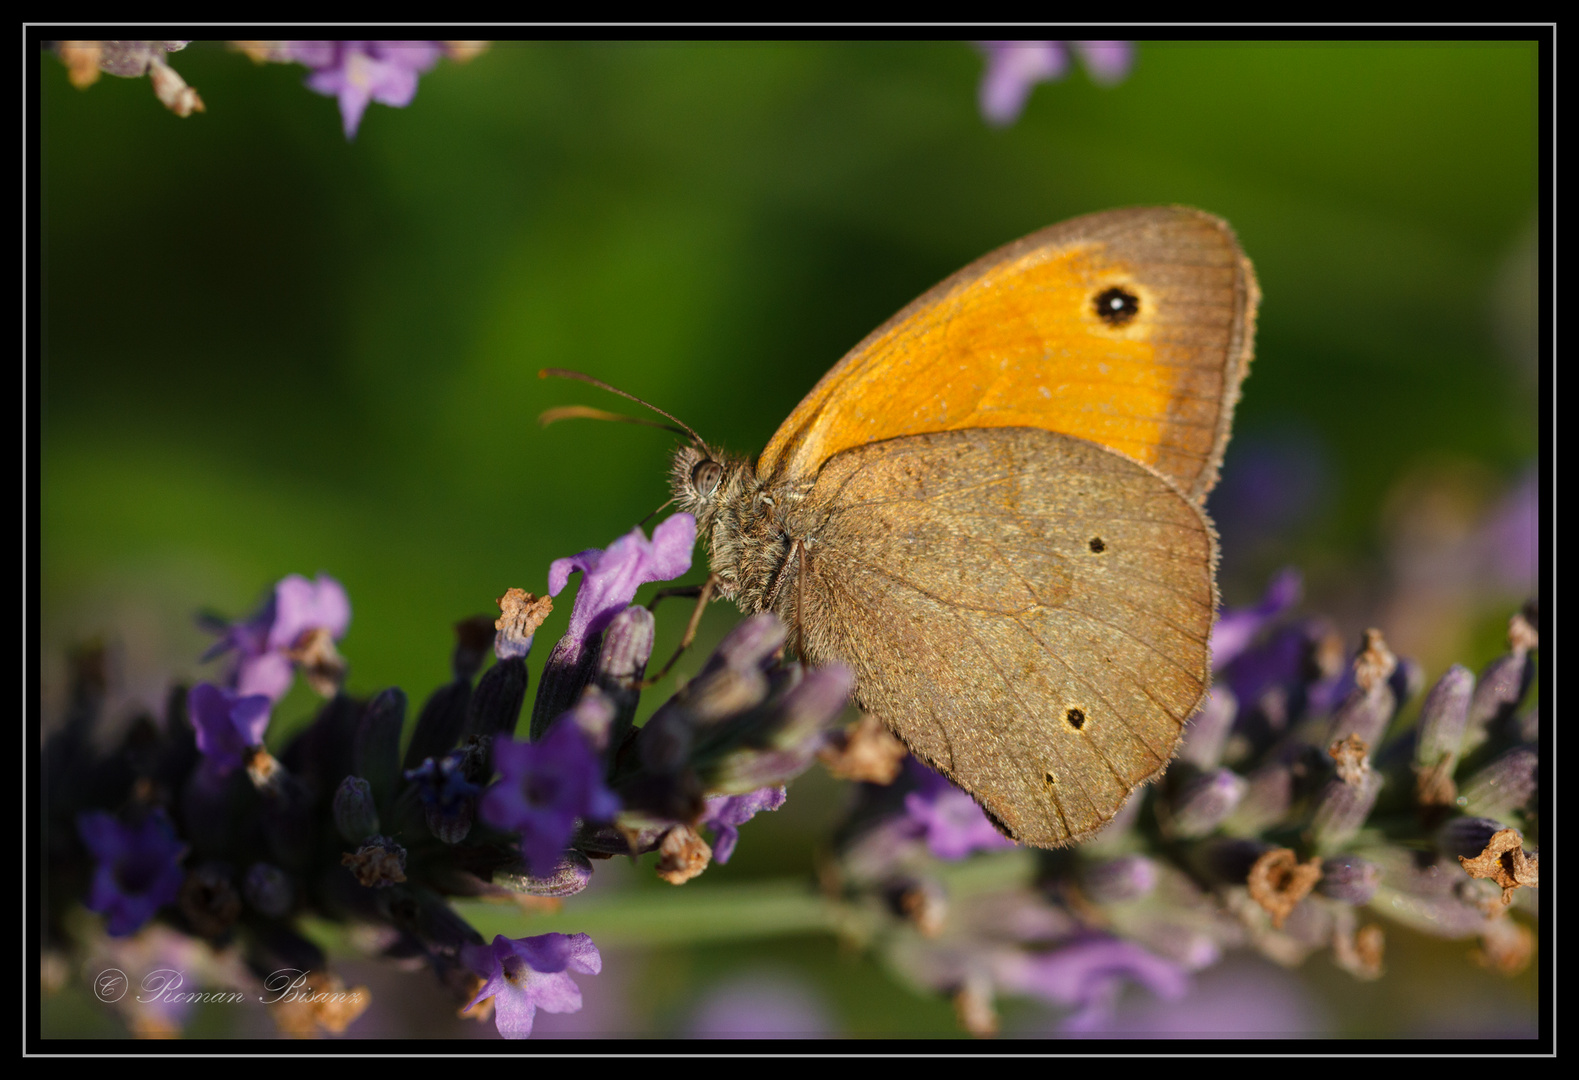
[758,206,1258,505]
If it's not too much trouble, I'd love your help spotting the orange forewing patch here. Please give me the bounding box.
[757,207,1257,504]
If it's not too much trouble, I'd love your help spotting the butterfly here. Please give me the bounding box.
[565,206,1257,847]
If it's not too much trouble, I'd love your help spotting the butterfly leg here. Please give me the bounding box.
[638,572,719,688]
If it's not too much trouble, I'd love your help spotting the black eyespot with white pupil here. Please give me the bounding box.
[691,459,723,499]
[1094,286,1140,327]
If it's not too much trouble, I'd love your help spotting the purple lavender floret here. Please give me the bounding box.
[974,41,1134,126]
[533,514,696,735]
[202,572,350,701]
[550,514,696,651]
[699,786,786,864]
[187,682,272,775]
[277,41,444,139]
[993,935,1188,1032]
[1210,567,1302,671]
[76,809,188,937]
[407,752,482,810]
[480,721,620,877]
[464,932,601,1040]
[903,758,1016,860]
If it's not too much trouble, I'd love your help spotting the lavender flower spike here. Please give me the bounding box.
[480,721,620,877]
[464,933,602,1040]
[77,809,188,937]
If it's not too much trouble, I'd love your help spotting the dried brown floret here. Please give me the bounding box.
[1248,847,1323,929]
[1458,827,1538,904]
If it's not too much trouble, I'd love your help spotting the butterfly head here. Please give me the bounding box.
[670,443,752,534]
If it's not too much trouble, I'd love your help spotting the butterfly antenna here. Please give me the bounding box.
[538,404,692,440]
[539,368,705,447]
[638,496,678,529]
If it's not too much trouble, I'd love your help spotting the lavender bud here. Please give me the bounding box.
[597,604,654,684]
[706,614,786,674]
[595,605,653,750]
[838,815,927,885]
[531,636,597,740]
[354,688,405,809]
[452,614,497,681]
[399,620,493,771]
[1317,856,1380,905]
[1413,665,1474,795]
[379,885,484,953]
[402,679,472,772]
[766,663,854,749]
[1193,837,1273,886]
[1330,681,1396,746]
[468,656,528,740]
[280,692,359,795]
[700,664,854,793]
[1178,686,1237,769]
[1328,683,1396,749]
[1277,892,1333,947]
[1435,816,1514,861]
[1165,767,1247,838]
[1309,771,1383,853]
[255,762,315,870]
[1515,705,1538,744]
[1374,882,1495,939]
[426,800,474,846]
[1457,745,1537,823]
[1222,759,1295,835]
[1123,920,1222,972]
[333,776,380,842]
[687,665,770,724]
[1389,657,1424,711]
[493,849,594,898]
[638,702,695,774]
[404,752,481,845]
[1327,630,1398,746]
[243,862,294,918]
[1365,844,1463,899]
[1078,853,1158,903]
[1462,639,1535,757]
[1354,844,1504,941]
[567,686,617,754]
[576,820,669,859]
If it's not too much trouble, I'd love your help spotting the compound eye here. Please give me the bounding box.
[690,459,723,499]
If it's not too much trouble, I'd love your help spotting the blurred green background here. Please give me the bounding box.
[40,41,1539,1038]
